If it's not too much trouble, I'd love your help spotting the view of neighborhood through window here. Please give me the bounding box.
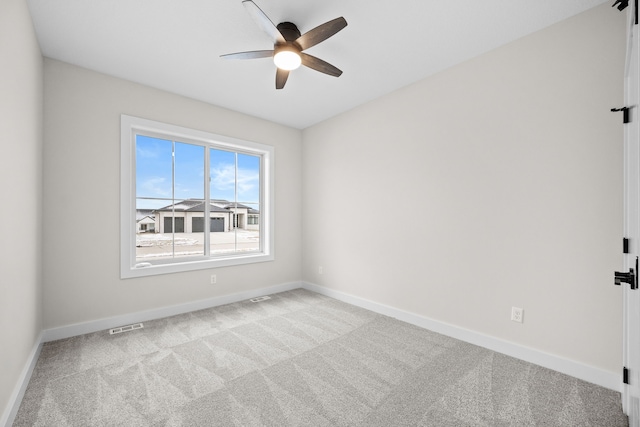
[135,135,261,265]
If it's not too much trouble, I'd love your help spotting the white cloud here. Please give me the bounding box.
[136,146,160,159]
[140,177,170,197]
[211,164,258,197]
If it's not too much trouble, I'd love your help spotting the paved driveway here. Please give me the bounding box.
[135,230,259,260]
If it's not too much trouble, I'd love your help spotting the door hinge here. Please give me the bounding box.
[613,0,628,10]
[612,0,638,24]
[624,238,630,254]
[624,367,630,384]
[611,106,631,123]
[615,257,639,289]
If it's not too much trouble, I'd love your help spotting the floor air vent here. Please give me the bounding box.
[109,323,144,335]
[249,296,271,303]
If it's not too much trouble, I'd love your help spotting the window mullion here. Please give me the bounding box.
[234,152,238,250]
[204,146,210,256]
[171,141,176,258]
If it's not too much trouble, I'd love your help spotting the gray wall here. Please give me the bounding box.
[0,0,43,420]
[42,59,303,328]
[302,4,626,374]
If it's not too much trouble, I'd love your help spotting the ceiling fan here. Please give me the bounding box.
[221,0,348,89]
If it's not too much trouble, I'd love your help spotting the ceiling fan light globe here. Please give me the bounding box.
[274,50,301,70]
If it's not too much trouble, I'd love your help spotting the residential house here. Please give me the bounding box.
[152,199,259,233]
[136,209,156,233]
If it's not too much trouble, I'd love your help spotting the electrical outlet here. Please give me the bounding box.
[511,307,524,323]
[210,274,217,285]
[318,266,323,274]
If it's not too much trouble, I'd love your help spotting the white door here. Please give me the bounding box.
[622,3,640,425]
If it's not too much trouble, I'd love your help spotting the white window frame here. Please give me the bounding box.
[120,115,274,279]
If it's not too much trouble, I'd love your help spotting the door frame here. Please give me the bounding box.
[622,1,640,423]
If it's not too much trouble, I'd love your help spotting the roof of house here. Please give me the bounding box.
[154,199,259,214]
[136,209,155,221]
[186,203,229,213]
[137,216,156,224]
[155,200,202,211]
[211,200,254,210]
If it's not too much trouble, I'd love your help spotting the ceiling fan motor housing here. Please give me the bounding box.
[276,22,301,43]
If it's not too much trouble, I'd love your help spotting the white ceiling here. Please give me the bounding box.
[27,0,609,129]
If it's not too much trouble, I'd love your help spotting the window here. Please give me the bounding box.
[121,115,274,278]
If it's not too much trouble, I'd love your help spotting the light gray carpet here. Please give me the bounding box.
[13,289,628,426]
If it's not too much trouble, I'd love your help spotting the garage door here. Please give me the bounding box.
[192,217,224,232]
[164,217,184,233]
[192,217,204,232]
[211,218,224,232]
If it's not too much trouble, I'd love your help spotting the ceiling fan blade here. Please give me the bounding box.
[220,50,274,60]
[276,68,289,89]
[300,53,342,77]
[295,17,347,51]
[242,0,286,44]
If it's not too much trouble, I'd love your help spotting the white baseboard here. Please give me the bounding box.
[1,332,43,427]
[301,281,621,392]
[42,281,302,342]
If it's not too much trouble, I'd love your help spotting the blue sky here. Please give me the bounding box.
[136,135,260,209]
